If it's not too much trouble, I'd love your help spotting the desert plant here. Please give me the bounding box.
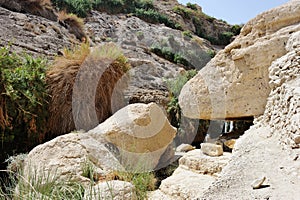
[0,168,85,199]
[207,49,216,58]
[186,2,197,10]
[46,42,130,138]
[0,45,49,146]
[51,0,93,17]
[108,170,156,200]
[165,70,197,127]
[150,45,191,68]
[173,5,193,19]
[134,8,178,29]
[58,11,86,41]
[182,30,193,39]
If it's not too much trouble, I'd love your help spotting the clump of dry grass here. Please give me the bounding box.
[46,43,130,138]
[58,11,86,41]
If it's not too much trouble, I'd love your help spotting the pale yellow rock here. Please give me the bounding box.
[201,143,223,157]
[88,103,177,171]
[179,0,300,119]
[179,149,231,174]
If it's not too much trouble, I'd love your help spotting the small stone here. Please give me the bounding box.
[201,143,223,157]
[293,135,300,144]
[251,176,266,189]
[176,144,195,152]
[224,139,236,150]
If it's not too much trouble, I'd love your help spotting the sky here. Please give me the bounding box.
[178,0,289,24]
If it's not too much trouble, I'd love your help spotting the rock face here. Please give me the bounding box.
[88,103,177,172]
[86,11,213,108]
[191,1,300,199]
[179,0,300,119]
[0,6,73,57]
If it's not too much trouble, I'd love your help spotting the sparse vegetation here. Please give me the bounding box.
[58,11,86,41]
[186,2,197,10]
[108,170,157,200]
[151,45,191,68]
[165,70,197,127]
[173,5,193,19]
[182,30,193,39]
[0,45,49,146]
[47,42,131,137]
[134,8,178,29]
[207,49,216,58]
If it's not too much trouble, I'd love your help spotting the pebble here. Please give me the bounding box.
[251,176,266,189]
[201,143,223,157]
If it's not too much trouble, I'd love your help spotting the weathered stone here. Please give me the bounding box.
[88,103,177,171]
[179,149,231,175]
[201,143,223,157]
[23,133,123,189]
[223,139,236,150]
[84,180,136,200]
[0,6,72,57]
[158,167,216,200]
[251,176,266,189]
[176,144,195,152]
[179,0,300,119]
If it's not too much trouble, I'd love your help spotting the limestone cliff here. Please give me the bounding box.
[179,0,300,119]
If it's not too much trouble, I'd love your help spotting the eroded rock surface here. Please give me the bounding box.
[0,6,73,57]
[179,0,300,119]
[88,103,177,171]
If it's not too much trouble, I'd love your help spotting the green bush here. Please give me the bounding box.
[51,0,93,17]
[165,70,197,127]
[231,24,243,35]
[134,8,178,29]
[186,2,197,10]
[173,6,193,19]
[182,30,193,39]
[218,31,234,45]
[150,45,191,68]
[0,45,49,145]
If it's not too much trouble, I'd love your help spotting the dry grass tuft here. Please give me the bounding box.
[58,11,86,41]
[46,43,130,138]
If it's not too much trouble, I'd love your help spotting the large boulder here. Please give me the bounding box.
[179,0,300,119]
[88,103,177,172]
[23,132,123,188]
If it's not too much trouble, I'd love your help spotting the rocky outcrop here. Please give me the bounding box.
[0,0,57,21]
[188,1,300,199]
[0,6,73,57]
[88,103,177,172]
[149,149,231,199]
[179,0,300,119]
[86,11,213,108]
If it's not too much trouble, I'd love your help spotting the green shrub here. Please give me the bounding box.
[182,30,193,39]
[207,49,216,58]
[0,45,49,145]
[150,45,191,68]
[51,0,93,17]
[218,31,234,45]
[134,8,178,29]
[231,24,243,35]
[165,70,197,127]
[173,5,193,19]
[186,2,197,10]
